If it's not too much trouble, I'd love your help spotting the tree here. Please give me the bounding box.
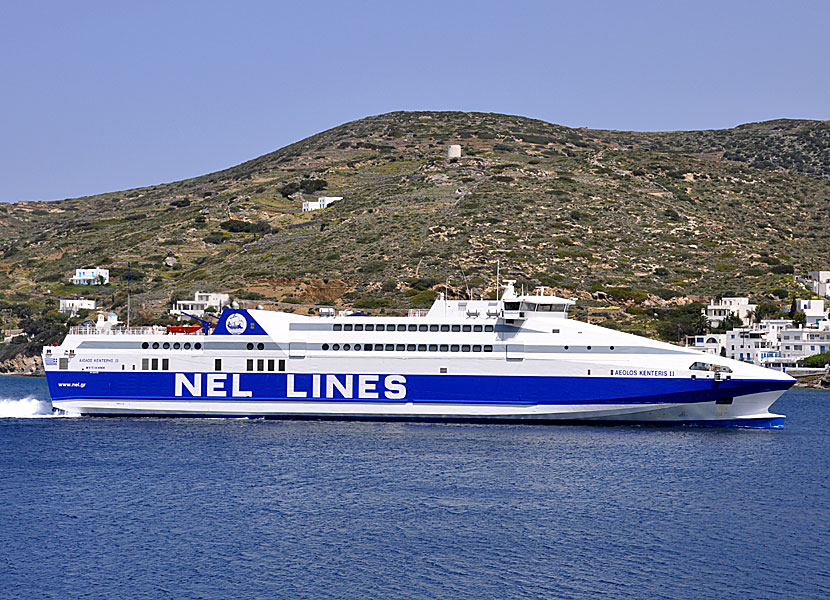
[792,311,806,327]
[712,314,743,333]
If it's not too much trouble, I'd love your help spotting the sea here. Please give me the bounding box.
[1,376,827,600]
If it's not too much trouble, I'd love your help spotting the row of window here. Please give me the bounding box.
[142,358,170,371]
[246,359,286,372]
[332,323,495,333]
[321,343,495,353]
[142,341,202,350]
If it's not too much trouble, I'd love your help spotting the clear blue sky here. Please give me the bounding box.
[1,0,827,203]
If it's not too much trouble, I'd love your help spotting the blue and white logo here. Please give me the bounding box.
[225,313,248,335]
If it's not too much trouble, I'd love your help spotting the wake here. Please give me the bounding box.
[0,397,80,418]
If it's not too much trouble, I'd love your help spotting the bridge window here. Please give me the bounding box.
[279,360,285,372]
[268,359,275,371]
[162,359,169,370]
[214,359,222,371]
[257,359,264,372]
[247,359,253,371]
[152,358,159,370]
[142,358,149,371]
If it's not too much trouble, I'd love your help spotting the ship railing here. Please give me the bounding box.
[69,326,205,336]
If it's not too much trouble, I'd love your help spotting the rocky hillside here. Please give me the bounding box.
[1,111,828,346]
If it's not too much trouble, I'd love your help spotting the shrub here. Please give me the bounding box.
[801,352,830,368]
[300,179,328,194]
[170,199,191,207]
[203,232,227,244]
[771,264,794,274]
[353,297,392,309]
[411,289,438,307]
[219,219,272,234]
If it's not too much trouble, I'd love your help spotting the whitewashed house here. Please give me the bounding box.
[170,291,230,319]
[302,196,343,212]
[72,267,109,285]
[807,271,830,297]
[703,297,757,328]
[59,298,96,316]
[794,298,827,326]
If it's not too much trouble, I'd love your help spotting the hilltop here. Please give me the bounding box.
[1,111,828,360]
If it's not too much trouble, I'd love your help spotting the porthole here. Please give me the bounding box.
[194,343,202,350]
[322,343,330,351]
[142,342,149,349]
[354,344,361,351]
[163,342,170,349]
[564,346,569,350]
[610,346,615,350]
[152,342,159,349]
[333,344,340,351]
[173,342,180,350]
[247,342,254,350]
[184,342,191,350]
[587,346,592,350]
[257,343,264,351]
[343,344,351,351]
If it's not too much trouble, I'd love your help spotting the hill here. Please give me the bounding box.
[1,111,828,363]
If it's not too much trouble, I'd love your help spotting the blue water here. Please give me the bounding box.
[1,377,828,599]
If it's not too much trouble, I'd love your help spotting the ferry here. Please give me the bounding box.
[43,281,793,427]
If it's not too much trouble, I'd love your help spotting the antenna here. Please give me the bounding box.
[458,267,472,300]
[126,261,131,329]
[496,260,500,301]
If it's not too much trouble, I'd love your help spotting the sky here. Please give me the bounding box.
[1,0,827,203]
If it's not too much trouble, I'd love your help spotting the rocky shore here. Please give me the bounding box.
[0,355,44,377]
[793,372,830,390]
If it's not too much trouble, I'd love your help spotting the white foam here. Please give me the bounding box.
[0,396,80,418]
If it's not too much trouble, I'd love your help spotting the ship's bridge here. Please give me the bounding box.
[500,281,575,321]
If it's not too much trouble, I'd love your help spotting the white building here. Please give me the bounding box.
[59,298,96,316]
[807,271,830,297]
[448,144,462,159]
[685,333,727,355]
[703,297,757,328]
[302,196,343,212]
[719,318,830,371]
[794,298,826,326]
[170,291,230,319]
[72,267,109,285]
